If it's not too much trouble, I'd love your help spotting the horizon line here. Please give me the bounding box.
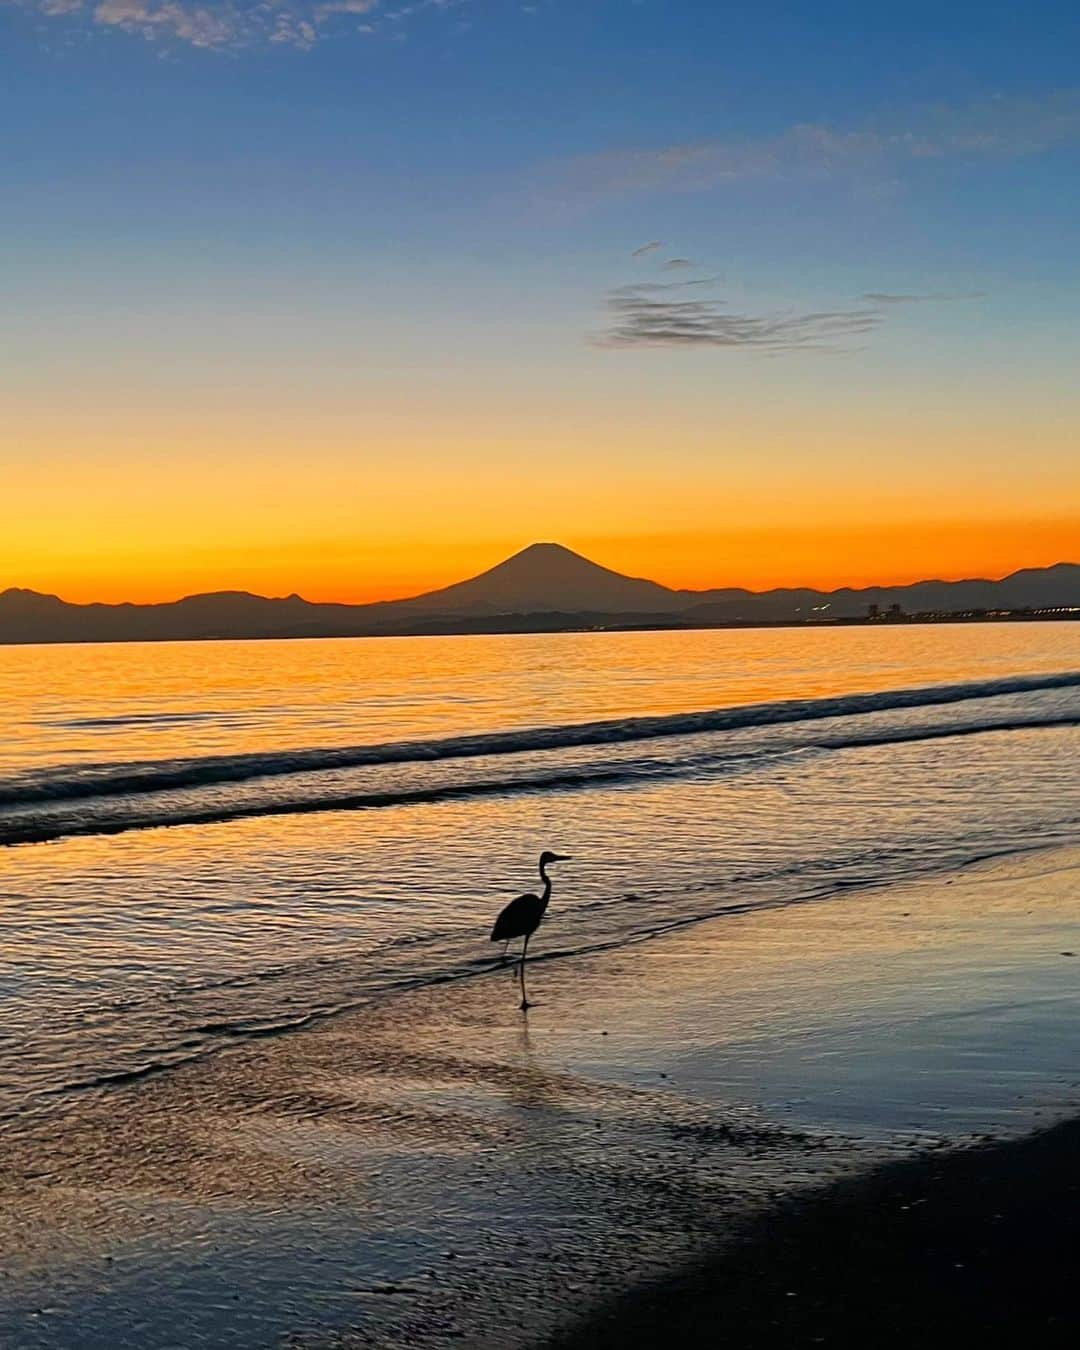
[2,544,1076,611]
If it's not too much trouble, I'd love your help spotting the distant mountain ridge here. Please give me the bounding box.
[1,543,1077,645]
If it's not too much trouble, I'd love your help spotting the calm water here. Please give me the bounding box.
[0,624,1078,1116]
[2,624,1076,773]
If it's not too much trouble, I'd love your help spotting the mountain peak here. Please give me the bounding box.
[402,541,682,615]
[519,541,576,552]
[503,541,590,564]
[495,542,612,573]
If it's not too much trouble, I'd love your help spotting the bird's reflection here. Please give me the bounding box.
[501,1010,565,1115]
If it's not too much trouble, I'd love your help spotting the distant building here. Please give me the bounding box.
[867,603,880,620]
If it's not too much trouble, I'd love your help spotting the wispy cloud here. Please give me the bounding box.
[628,277,721,292]
[552,90,1080,203]
[592,278,982,354]
[595,286,881,352]
[631,241,664,258]
[91,0,242,48]
[859,291,986,304]
[16,0,463,49]
[316,0,379,15]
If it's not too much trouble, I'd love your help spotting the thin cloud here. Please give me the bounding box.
[551,90,1080,202]
[20,0,462,49]
[629,277,721,292]
[316,0,379,13]
[92,0,239,47]
[859,291,985,304]
[662,257,696,270]
[631,241,664,258]
[594,286,881,353]
[592,276,986,354]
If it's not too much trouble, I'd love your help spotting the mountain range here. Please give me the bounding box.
[1,544,1076,645]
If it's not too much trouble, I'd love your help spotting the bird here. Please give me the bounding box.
[490,851,571,1010]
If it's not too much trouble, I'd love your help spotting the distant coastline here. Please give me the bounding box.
[4,610,1073,650]
[1,543,1076,647]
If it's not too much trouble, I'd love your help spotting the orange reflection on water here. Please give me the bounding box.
[1,623,1077,777]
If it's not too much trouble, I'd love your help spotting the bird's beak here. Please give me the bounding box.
[551,854,572,862]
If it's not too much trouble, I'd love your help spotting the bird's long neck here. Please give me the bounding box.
[538,859,553,910]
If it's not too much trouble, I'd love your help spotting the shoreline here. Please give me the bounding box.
[2,610,1077,650]
[1,845,1077,1347]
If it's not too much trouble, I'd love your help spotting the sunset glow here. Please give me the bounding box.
[2,7,1080,1344]
[3,3,1078,604]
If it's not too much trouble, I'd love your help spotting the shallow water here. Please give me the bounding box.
[0,625,1077,1117]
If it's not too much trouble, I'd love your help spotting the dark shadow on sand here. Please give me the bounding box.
[547,1117,1080,1348]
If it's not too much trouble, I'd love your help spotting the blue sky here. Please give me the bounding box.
[3,1,1079,597]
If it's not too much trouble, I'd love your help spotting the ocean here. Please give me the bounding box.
[1,624,1078,1120]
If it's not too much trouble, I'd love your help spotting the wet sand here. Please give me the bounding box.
[1,847,1077,1347]
[550,1115,1080,1349]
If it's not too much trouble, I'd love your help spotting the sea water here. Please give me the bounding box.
[0,624,1077,1117]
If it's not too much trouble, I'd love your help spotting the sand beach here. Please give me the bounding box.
[1,845,1077,1348]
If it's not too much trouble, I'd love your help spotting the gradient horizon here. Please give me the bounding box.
[4,1,1079,603]
[4,531,1077,608]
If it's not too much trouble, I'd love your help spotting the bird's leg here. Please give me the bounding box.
[500,939,510,965]
[519,933,531,1011]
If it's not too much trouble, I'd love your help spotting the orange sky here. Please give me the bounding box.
[5,388,1078,604]
[5,516,1077,605]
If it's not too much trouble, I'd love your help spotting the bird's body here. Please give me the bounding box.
[490,851,569,1009]
[490,890,547,944]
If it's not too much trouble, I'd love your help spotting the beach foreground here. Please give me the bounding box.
[550,1115,1080,1349]
[1,847,1077,1348]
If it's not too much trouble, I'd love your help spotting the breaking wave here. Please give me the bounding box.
[0,672,1077,847]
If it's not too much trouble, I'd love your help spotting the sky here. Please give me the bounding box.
[2,0,1079,602]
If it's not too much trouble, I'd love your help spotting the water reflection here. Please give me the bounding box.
[2,624,1075,774]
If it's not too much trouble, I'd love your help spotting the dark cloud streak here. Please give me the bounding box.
[860,291,985,304]
[594,287,881,352]
[591,273,986,354]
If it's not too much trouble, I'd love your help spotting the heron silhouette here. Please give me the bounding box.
[490,851,570,1010]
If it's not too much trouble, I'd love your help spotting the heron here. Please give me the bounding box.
[490,851,571,1010]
